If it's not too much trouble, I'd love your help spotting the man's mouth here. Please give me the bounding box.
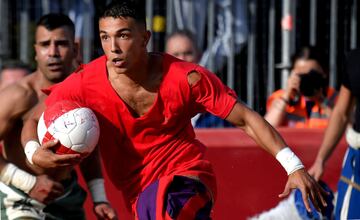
[47,63,62,71]
[112,58,124,67]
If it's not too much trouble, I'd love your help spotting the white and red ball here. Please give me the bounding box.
[37,100,100,158]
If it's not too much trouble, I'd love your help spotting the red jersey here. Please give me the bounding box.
[45,53,237,206]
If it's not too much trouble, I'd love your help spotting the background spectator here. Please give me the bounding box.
[165,30,233,128]
[165,30,199,63]
[265,46,337,128]
[0,60,31,89]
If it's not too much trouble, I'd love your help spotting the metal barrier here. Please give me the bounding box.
[0,0,358,113]
[163,0,358,113]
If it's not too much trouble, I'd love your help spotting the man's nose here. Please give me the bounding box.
[111,39,120,53]
[49,43,60,56]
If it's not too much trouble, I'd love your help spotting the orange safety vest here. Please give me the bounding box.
[266,88,338,128]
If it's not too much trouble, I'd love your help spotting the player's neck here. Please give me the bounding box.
[33,70,56,91]
[109,53,163,89]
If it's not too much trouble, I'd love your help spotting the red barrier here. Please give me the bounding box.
[79,128,347,220]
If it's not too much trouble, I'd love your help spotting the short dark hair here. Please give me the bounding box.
[1,59,31,73]
[292,46,329,94]
[100,0,146,27]
[36,13,75,38]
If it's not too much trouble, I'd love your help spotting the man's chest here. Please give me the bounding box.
[115,86,158,118]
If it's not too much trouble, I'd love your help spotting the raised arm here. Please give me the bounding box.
[226,101,327,212]
[264,71,300,127]
[309,85,355,180]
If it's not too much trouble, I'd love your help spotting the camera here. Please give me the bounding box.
[299,70,326,97]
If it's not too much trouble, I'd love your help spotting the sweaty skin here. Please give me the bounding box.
[0,24,77,202]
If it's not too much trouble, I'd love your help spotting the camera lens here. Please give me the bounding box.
[299,70,324,97]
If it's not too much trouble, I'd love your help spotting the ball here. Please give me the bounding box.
[37,100,100,158]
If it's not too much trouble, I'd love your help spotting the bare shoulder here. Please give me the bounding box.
[0,74,38,116]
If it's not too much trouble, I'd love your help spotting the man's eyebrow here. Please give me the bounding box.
[36,39,70,44]
[36,39,50,44]
[99,28,132,34]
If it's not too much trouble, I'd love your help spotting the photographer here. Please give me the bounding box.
[265,46,338,128]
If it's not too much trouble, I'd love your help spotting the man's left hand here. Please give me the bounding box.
[94,202,118,220]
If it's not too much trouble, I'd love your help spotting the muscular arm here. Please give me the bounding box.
[226,102,287,156]
[226,101,327,211]
[21,101,45,146]
[0,84,65,203]
[309,85,354,180]
[0,84,35,171]
[0,85,35,140]
[71,129,117,219]
[80,147,103,181]
[80,131,117,219]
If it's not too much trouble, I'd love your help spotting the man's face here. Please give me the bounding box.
[166,35,198,63]
[99,17,150,74]
[34,26,77,83]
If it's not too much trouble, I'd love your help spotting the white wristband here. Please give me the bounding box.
[87,178,108,203]
[24,140,41,165]
[0,163,36,193]
[276,147,304,175]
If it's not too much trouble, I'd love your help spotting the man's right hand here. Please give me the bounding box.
[28,175,64,204]
[284,71,301,100]
[32,139,81,169]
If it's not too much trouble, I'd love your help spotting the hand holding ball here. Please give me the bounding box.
[37,100,100,158]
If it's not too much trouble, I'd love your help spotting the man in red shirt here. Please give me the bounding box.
[22,1,327,219]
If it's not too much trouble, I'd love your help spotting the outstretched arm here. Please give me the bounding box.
[227,102,288,155]
[226,101,327,212]
[309,85,355,180]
